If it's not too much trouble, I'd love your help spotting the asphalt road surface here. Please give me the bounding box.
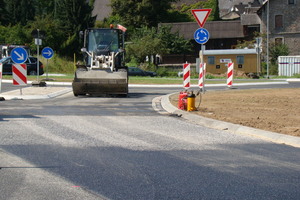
[0,83,300,199]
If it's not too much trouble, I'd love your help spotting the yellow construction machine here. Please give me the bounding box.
[72,28,128,96]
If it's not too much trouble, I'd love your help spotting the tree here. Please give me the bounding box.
[1,24,30,44]
[54,0,96,56]
[56,0,95,34]
[178,0,221,22]
[110,0,177,28]
[4,0,35,25]
[268,43,289,75]
[33,0,55,17]
[27,15,65,52]
[157,25,192,54]
[269,43,289,65]
[0,0,9,25]
[126,27,168,63]
[126,26,192,64]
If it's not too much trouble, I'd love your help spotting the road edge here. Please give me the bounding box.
[159,93,300,148]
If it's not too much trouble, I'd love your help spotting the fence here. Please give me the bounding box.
[278,56,300,76]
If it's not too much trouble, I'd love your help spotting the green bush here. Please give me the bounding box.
[156,67,168,77]
[205,74,215,79]
[39,54,75,74]
[294,73,300,78]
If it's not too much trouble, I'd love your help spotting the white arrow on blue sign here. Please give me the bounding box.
[11,47,28,64]
[42,47,54,59]
[194,28,210,44]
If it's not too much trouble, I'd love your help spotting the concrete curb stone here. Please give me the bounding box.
[160,93,300,148]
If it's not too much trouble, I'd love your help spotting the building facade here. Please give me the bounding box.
[259,0,300,55]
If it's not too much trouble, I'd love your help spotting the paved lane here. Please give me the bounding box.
[0,86,300,199]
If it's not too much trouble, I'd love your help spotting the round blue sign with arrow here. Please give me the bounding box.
[11,47,28,64]
[42,47,54,59]
[194,28,210,44]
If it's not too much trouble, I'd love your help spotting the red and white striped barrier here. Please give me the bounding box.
[198,63,206,89]
[13,64,27,86]
[227,62,234,87]
[183,63,190,89]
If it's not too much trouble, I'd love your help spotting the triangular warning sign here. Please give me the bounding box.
[192,9,212,27]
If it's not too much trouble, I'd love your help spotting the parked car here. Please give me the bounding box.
[128,67,157,77]
[0,56,44,75]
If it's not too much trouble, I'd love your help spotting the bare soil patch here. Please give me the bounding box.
[170,88,300,137]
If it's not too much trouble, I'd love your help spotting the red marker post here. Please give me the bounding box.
[227,62,234,88]
[183,63,190,89]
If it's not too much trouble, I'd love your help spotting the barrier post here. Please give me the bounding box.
[183,62,190,89]
[198,63,206,90]
[13,64,27,95]
[227,62,234,88]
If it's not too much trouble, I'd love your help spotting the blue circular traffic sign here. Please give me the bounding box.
[42,47,54,59]
[11,47,28,64]
[194,28,210,44]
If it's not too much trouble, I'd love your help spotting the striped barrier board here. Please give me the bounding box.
[227,62,234,87]
[198,63,206,89]
[13,64,27,86]
[183,63,190,89]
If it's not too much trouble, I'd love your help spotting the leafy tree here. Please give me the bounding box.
[1,24,30,44]
[0,0,9,25]
[54,0,96,56]
[126,27,167,63]
[178,0,221,22]
[126,26,192,65]
[56,0,95,34]
[110,0,177,28]
[0,26,7,43]
[269,43,289,65]
[268,43,289,75]
[157,25,192,54]
[4,0,35,25]
[33,0,55,17]
[26,15,65,53]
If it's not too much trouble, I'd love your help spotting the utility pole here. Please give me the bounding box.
[266,0,270,79]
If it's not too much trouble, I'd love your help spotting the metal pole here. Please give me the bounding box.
[266,0,270,78]
[37,29,40,82]
[256,38,259,76]
[200,44,205,93]
[46,59,49,80]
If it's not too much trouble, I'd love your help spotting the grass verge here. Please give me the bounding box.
[2,75,288,85]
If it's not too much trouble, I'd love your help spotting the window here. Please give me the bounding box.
[208,56,215,64]
[275,15,283,29]
[275,37,284,45]
[236,56,244,64]
[288,0,295,4]
[216,65,220,69]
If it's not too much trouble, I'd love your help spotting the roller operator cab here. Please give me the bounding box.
[72,28,128,96]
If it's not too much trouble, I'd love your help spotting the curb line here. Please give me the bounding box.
[1,88,72,100]
[160,93,300,148]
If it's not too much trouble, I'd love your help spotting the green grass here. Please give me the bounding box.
[2,75,289,85]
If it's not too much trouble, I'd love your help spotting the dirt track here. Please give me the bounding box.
[170,88,300,137]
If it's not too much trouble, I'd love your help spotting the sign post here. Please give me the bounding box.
[42,47,54,81]
[11,47,28,95]
[34,29,42,83]
[192,9,211,93]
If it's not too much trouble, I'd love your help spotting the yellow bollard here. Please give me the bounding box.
[187,91,197,111]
